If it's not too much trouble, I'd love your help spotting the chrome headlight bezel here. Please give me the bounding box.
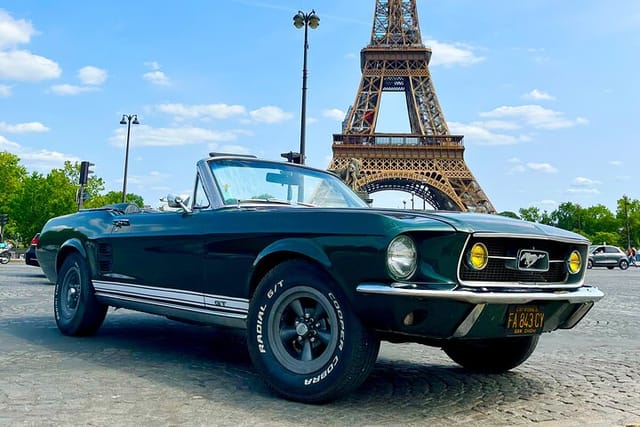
[567,250,582,274]
[386,235,417,280]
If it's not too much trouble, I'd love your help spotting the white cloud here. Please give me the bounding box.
[323,108,345,121]
[49,84,97,96]
[526,162,557,173]
[143,70,170,86]
[476,120,521,130]
[480,105,587,129]
[537,199,557,206]
[0,121,49,133]
[566,188,600,195]
[449,121,523,145]
[78,66,107,85]
[0,50,61,81]
[249,106,293,124]
[426,39,485,67]
[0,135,78,172]
[0,10,34,48]
[609,160,622,166]
[524,89,555,101]
[143,61,170,86]
[110,125,253,147]
[573,176,601,186]
[155,103,246,120]
[144,61,161,70]
[0,84,11,97]
[207,144,251,155]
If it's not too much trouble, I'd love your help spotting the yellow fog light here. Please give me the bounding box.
[468,242,489,270]
[567,250,582,274]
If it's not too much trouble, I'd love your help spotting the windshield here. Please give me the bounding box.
[209,159,369,208]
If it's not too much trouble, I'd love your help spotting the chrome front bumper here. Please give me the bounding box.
[356,283,604,305]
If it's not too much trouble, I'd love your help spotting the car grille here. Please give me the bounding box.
[459,236,580,285]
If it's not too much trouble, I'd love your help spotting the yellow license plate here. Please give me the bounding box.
[506,305,544,335]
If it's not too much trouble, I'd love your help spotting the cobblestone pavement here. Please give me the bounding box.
[0,263,638,427]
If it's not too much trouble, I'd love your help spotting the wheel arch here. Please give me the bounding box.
[56,238,88,274]
[248,238,333,297]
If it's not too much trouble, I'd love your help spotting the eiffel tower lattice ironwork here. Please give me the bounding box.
[328,0,495,213]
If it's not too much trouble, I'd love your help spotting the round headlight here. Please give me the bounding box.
[467,242,489,270]
[567,250,582,274]
[387,235,417,280]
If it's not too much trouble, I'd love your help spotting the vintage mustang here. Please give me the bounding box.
[37,154,604,403]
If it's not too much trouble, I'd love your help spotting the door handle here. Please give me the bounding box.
[113,219,130,227]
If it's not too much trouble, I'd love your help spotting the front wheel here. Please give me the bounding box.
[443,335,539,373]
[587,259,593,269]
[619,260,629,270]
[247,260,380,404]
[0,255,9,264]
[54,253,108,336]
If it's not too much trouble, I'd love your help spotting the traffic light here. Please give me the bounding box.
[79,161,95,185]
[0,214,8,226]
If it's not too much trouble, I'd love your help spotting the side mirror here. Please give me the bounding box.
[166,194,192,213]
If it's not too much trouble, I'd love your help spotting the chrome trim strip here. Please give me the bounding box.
[453,304,486,337]
[471,232,589,245]
[96,292,246,320]
[459,281,578,289]
[356,284,604,304]
[94,280,203,305]
[203,295,249,312]
[93,280,249,315]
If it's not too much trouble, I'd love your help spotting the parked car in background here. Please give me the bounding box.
[36,153,604,403]
[588,244,628,270]
[25,233,40,267]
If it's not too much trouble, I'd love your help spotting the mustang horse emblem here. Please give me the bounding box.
[519,252,546,268]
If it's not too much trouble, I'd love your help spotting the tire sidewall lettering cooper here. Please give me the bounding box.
[253,279,346,387]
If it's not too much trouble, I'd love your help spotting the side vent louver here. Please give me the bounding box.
[97,243,113,273]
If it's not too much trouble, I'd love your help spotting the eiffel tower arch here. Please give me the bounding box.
[328,0,495,213]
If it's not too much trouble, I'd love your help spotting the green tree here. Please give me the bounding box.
[87,191,144,208]
[0,151,27,241]
[617,195,640,249]
[518,206,552,224]
[498,211,520,219]
[580,205,618,240]
[10,172,48,243]
[550,202,584,233]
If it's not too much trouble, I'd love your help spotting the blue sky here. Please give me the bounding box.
[1,0,638,213]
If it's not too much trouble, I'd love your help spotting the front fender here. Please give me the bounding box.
[56,238,88,272]
[248,238,332,293]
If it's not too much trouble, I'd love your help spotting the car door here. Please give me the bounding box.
[604,246,620,265]
[104,209,207,307]
[591,246,606,266]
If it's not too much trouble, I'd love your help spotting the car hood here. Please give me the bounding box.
[370,209,589,243]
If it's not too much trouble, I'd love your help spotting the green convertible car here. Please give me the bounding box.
[37,153,604,403]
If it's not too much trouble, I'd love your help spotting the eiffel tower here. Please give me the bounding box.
[328,0,495,213]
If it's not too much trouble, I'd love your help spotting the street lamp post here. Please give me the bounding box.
[293,9,320,165]
[119,114,139,203]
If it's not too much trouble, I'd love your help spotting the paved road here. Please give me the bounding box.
[0,263,638,427]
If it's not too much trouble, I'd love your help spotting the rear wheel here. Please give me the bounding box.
[0,253,9,264]
[54,253,107,336]
[587,259,593,269]
[443,335,539,373]
[619,260,629,270]
[247,260,380,404]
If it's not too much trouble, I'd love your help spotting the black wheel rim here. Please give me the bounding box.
[59,264,81,319]
[268,286,339,374]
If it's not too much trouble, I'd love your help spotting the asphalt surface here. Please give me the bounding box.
[0,263,638,427]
